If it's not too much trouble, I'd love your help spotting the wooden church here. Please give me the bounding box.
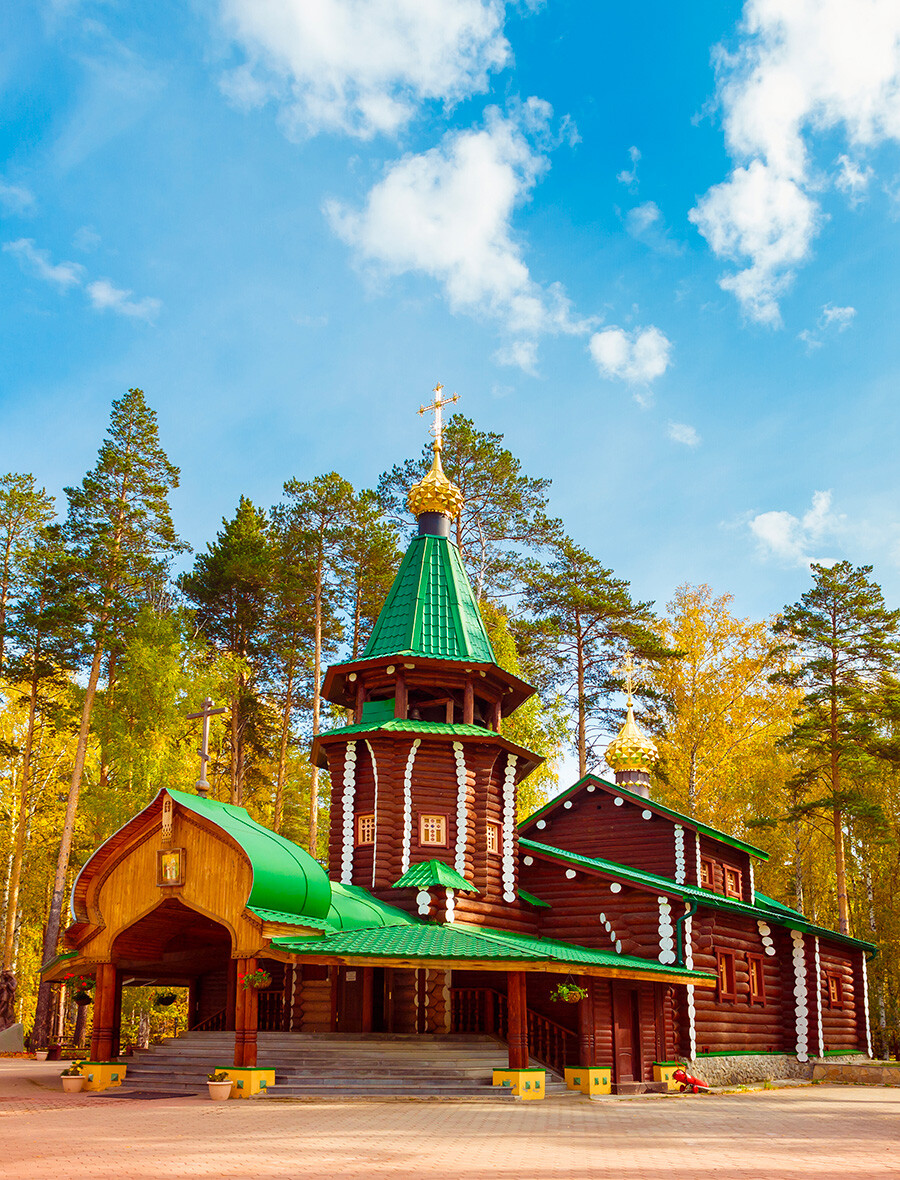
[43,399,874,1095]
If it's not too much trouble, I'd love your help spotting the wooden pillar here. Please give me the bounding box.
[361,967,374,1033]
[111,969,123,1058]
[394,671,407,719]
[330,968,339,1032]
[355,679,365,723]
[463,679,474,725]
[188,978,198,1031]
[506,971,528,1069]
[91,963,117,1060]
[233,957,259,1067]
[491,699,502,733]
[578,978,595,1067]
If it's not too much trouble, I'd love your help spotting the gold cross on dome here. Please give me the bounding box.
[615,653,637,706]
[418,383,459,451]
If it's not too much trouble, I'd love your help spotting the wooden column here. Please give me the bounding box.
[491,700,502,733]
[91,962,117,1060]
[111,969,123,1058]
[233,957,259,1068]
[188,978,198,1031]
[463,679,474,725]
[578,979,595,1067]
[225,959,237,1031]
[506,971,528,1069]
[395,672,407,719]
[355,679,365,723]
[361,967,374,1034]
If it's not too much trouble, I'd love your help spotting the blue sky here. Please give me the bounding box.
[3,0,900,626]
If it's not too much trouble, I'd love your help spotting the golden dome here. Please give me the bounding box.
[605,702,658,773]
[407,444,464,520]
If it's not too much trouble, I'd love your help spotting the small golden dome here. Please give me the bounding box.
[605,703,658,773]
[407,445,464,520]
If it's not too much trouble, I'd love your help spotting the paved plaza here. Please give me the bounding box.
[2,1059,898,1179]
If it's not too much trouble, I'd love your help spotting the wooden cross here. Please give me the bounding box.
[186,697,227,798]
[418,382,459,451]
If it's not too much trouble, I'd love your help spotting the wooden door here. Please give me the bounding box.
[336,967,364,1032]
[612,983,642,1084]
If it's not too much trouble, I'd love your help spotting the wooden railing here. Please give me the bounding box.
[450,987,577,1076]
[258,989,284,1032]
[192,1008,226,1032]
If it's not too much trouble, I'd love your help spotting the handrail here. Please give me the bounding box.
[191,1008,226,1032]
[450,987,577,1076]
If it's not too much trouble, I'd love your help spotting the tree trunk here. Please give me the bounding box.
[831,661,850,935]
[308,554,323,857]
[229,692,240,806]
[2,670,39,971]
[31,640,104,1047]
[274,664,294,834]
[575,610,586,778]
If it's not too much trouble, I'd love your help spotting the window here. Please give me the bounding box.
[419,814,448,846]
[356,813,375,845]
[748,954,765,1005]
[486,822,500,854]
[700,858,714,890]
[716,951,737,1001]
[724,867,742,899]
[825,972,843,1008]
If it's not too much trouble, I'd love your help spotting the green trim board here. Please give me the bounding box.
[392,860,479,892]
[520,838,875,953]
[272,919,715,984]
[361,534,496,663]
[40,949,79,975]
[518,888,550,909]
[519,773,770,860]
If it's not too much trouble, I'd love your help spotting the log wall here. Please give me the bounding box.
[819,943,863,1052]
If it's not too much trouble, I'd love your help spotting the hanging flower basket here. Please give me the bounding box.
[153,993,178,1007]
[550,983,588,1004]
[240,969,272,990]
[73,991,93,1006]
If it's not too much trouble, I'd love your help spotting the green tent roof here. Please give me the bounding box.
[393,860,479,893]
[361,534,495,663]
[322,718,498,740]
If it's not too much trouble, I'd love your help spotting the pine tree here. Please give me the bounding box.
[32,388,184,1045]
[0,474,56,675]
[774,561,900,935]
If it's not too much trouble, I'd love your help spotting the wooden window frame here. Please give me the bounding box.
[699,857,715,891]
[825,971,843,1009]
[356,813,375,845]
[724,866,743,900]
[418,813,449,848]
[747,953,766,1006]
[486,822,501,855]
[716,950,737,1002]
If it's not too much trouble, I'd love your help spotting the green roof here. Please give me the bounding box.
[273,920,714,983]
[518,888,550,909]
[393,860,479,893]
[321,718,502,740]
[361,534,495,663]
[520,774,770,860]
[167,788,333,921]
[521,838,875,953]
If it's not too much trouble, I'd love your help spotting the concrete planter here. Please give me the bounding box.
[61,1075,86,1093]
[33,1050,49,1061]
[207,1080,233,1101]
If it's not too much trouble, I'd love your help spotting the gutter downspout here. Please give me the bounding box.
[676,899,699,968]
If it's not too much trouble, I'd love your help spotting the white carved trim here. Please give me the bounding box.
[657,896,676,964]
[452,742,469,877]
[401,739,421,874]
[502,754,517,903]
[416,889,431,916]
[814,937,824,1058]
[861,952,873,1057]
[791,930,809,1062]
[684,907,695,1059]
[674,825,686,885]
[340,741,358,884]
[365,740,379,889]
[695,832,702,886]
[749,859,756,905]
[758,919,776,956]
[445,887,455,923]
[601,913,621,954]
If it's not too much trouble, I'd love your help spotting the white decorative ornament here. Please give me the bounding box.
[565,869,576,879]
[340,741,358,884]
[610,882,622,893]
[791,930,809,1062]
[453,742,469,876]
[523,856,533,867]
[614,797,624,807]
[674,826,686,885]
[587,784,595,793]
[416,889,431,916]
[501,754,517,901]
[445,888,456,923]
[364,740,379,888]
[536,819,546,830]
[814,937,824,1058]
[684,908,696,1058]
[642,809,652,820]
[564,800,573,809]
[615,940,622,954]
[861,952,873,1057]
[401,739,420,874]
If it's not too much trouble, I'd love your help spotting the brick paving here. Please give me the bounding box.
[2,1060,898,1178]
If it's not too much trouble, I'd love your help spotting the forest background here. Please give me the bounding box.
[2,388,898,1051]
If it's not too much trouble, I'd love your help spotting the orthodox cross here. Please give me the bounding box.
[186,697,226,798]
[418,382,459,450]
[616,653,637,706]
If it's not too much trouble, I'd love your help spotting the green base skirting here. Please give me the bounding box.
[694,1051,793,1058]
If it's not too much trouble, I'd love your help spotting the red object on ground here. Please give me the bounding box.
[673,1067,709,1094]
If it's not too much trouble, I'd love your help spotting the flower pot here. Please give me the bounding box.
[34,1050,49,1061]
[62,1075,86,1093]
[207,1080,233,1101]
[154,995,177,1007]
[73,992,93,1006]
[562,993,582,1003]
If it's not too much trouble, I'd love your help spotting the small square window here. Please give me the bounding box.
[724,867,742,899]
[716,951,736,1001]
[419,814,448,846]
[356,813,375,845]
[748,954,765,1005]
[486,822,500,854]
[826,972,843,1008]
[700,858,714,890]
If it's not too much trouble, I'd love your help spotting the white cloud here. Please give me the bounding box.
[3,238,85,289]
[327,103,588,365]
[0,182,35,216]
[494,339,539,372]
[749,489,843,566]
[692,0,900,323]
[73,225,101,252]
[616,145,641,187]
[797,301,856,349]
[589,325,672,386]
[218,0,510,139]
[835,154,873,202]
[86,279,161,322]
[667,421,701,447]
[625,200,684,256]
